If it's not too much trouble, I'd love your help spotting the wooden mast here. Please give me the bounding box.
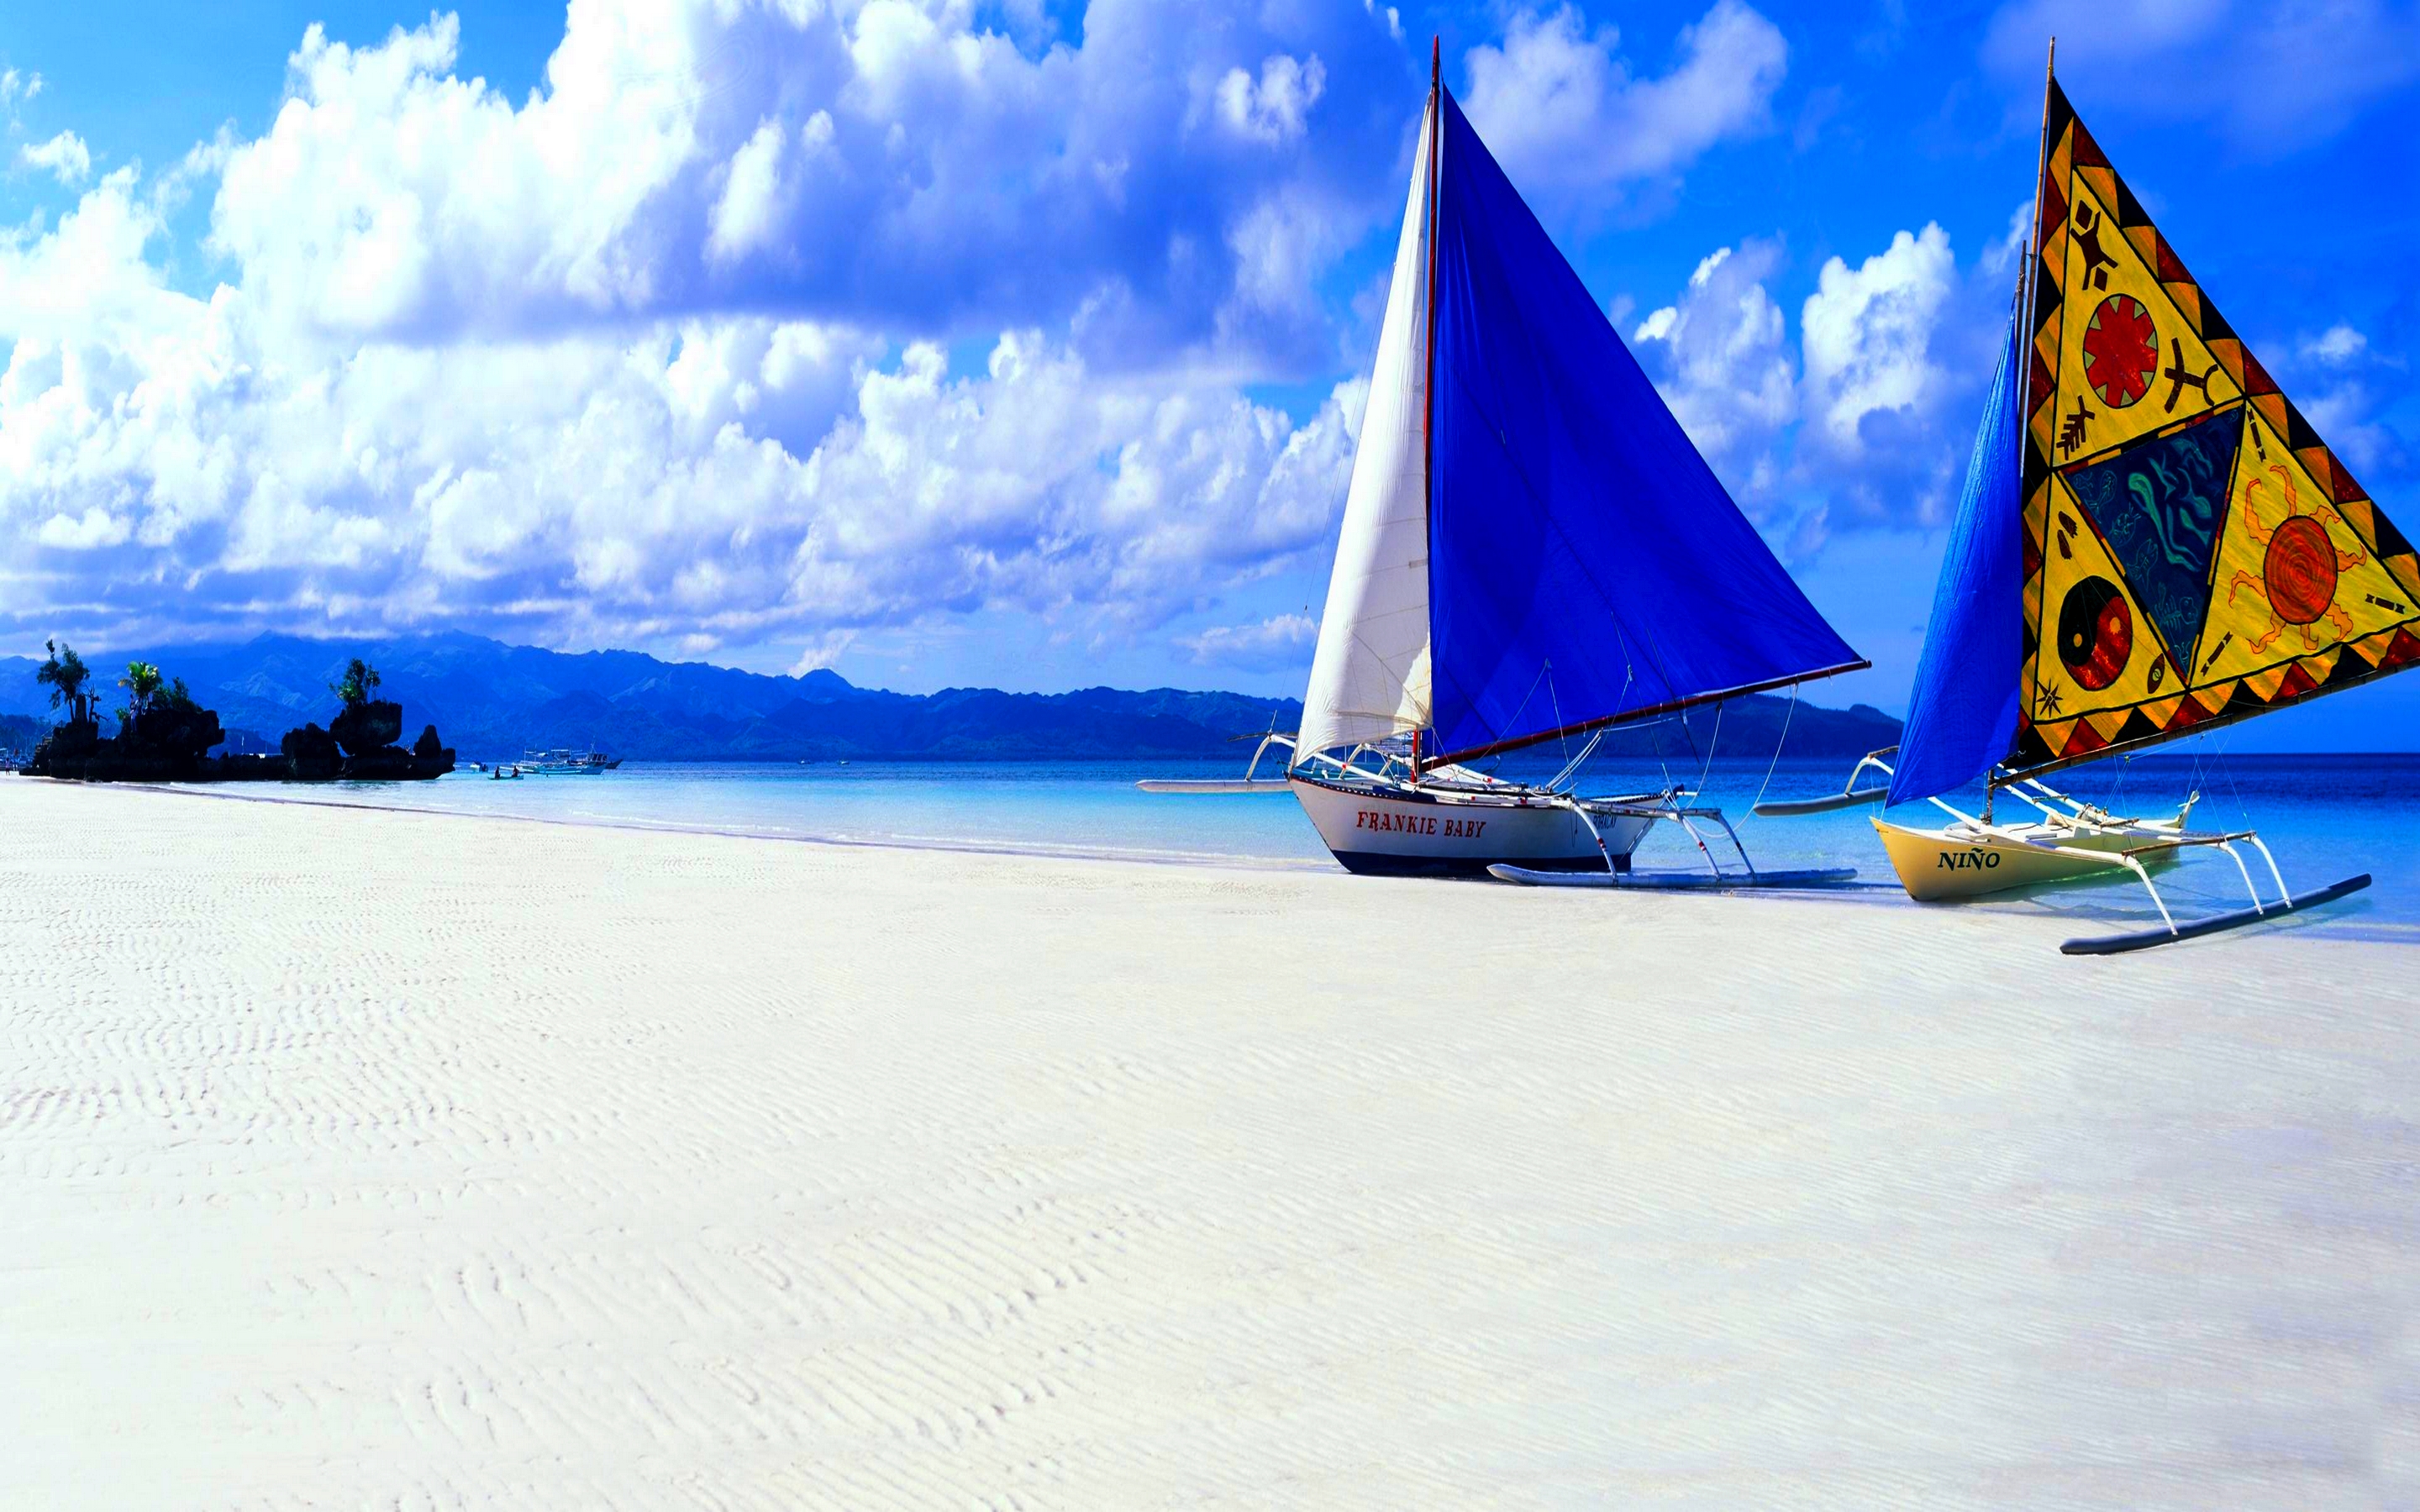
[1413,35,1441,780]
[1990,35,2057,827]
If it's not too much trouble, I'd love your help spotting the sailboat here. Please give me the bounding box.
[1148,46,1868,887]
[1759,49,2417,952]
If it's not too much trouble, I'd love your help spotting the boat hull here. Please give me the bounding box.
[1291,774,1654,877]
[1874,817,2183,901]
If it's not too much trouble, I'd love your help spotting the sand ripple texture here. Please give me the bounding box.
[2,780,2415,1509]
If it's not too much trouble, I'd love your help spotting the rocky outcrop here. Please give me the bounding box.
[279,723,344,780]
[24,699,228,781]
[24,678,456,784]
[340,744,454,780]
[329,699,403,757]
[22,717,101,778]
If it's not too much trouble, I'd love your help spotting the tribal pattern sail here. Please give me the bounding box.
[2012,78,2420,774]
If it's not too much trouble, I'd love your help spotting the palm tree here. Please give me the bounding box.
[34,639,92,726]
[119,661,163,722]
[331,658,382,708]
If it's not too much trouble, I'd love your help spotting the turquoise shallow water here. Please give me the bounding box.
[199,751,2420,937]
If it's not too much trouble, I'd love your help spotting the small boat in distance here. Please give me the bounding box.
[518,748,618,775]
[1151,44,1866,888]
[1759,45,2417,952]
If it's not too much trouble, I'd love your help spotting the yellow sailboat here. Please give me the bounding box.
[1761,45,2420,952]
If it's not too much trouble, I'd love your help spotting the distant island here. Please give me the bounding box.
[1,631,1904,766]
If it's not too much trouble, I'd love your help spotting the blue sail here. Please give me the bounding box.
[1886,307,2025,806]
[1423,90,1862,764]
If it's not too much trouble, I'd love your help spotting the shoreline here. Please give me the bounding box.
[17,770,2412,943]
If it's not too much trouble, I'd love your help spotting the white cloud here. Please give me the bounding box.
[193,2,1413,370]
[1180,612,1316,667]
[789,628,858,675]
[0,158,1360,649]
[2304,323,2369,365]
[1801,224,1957,460]
[19,129,90,185]
[0,0,1833,662]
[1630,239,1797,469]
[1461,1,1786,192]
[1626,218,2017,546]
[1216,55,1327,144]
[35,507,129,549]
[0,69,39,109]
[708,118,790,265]
[2298,383,2396,472]
[1984,0,2420,150]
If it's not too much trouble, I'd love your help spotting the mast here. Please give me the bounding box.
[1990,35,2055,822]
[1413,36,1442,778]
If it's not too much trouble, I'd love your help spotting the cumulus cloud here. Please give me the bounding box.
[1800,224,1958,462]
[0,0,1789,666]
[1983,0,2420,151]
[1216,55,1328,144]
[18,129,89,185]
[0,2,1415,655]
[1627,216,2023,550]
[707,118,791,265]
[1180,612,1317,668]
[1461,0,1786,193]
[0,68,39,110]
[1630,239,1797,473]
[197,2,1413,370]
[2303,323,2370,365]
[0,155,1360,652]
[2287,321,2403,475]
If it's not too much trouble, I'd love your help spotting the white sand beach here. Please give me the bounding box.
[3,778,2414,1509]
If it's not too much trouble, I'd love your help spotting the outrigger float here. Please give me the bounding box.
[1145,43,1865,894]
[1760,45,2412,953]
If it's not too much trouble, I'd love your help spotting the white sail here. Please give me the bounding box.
[1295,97,1435,760]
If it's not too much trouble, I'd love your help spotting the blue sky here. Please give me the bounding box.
[2,0,2416,748]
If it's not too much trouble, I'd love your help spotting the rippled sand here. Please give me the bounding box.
[2,778,2412,1509]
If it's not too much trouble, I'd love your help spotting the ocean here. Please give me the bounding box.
[197,749,2420,940]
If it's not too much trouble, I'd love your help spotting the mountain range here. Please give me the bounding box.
[0,633,1902,764]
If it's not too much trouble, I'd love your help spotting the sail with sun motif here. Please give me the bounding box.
[1900,75,2420,805]
[1992,78,2420,777]
[1823,63,2399,948]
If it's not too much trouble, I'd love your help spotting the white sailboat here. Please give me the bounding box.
[1151,45,1868,887]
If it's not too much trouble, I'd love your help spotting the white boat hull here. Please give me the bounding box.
[1290,773,1655,877]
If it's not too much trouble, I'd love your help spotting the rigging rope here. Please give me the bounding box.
[1748,681,1801,817]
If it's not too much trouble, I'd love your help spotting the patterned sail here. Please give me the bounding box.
[2010,78,2420,774]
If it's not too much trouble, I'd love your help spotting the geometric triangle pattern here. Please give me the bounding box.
[2011,76,2420,774]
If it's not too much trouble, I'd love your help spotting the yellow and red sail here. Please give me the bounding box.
[2011,78,2420,773]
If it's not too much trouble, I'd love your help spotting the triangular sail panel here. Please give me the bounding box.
[1296,97,1437,759]
[2011,78,2420,774]
[1888,307,2026,807]
[1423,92,1860,764]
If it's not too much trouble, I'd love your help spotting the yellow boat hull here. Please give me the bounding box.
[1873,817,2182,901]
